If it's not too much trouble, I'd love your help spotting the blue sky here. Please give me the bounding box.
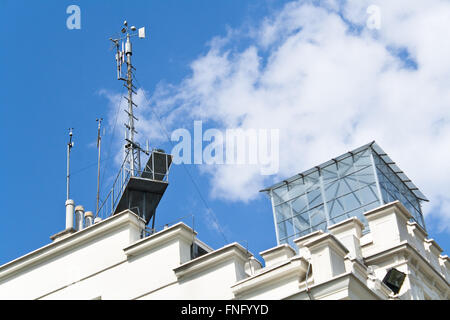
[0,0,449,266]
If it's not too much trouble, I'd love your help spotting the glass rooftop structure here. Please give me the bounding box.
[261,141,428,248]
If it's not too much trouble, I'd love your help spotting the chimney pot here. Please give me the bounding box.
[75,205,85,231]
[84,211,94,227]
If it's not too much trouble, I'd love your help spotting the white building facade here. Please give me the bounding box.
[0,200,448,300]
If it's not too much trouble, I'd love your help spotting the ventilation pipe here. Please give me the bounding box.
[84,211,93,228]
[65,199,75,230]
[75,205,85,231]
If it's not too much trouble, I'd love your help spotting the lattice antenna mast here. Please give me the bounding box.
[109,21,146,177]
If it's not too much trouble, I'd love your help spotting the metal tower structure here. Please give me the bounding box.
[110,21,146,177]
[95,21,172,229]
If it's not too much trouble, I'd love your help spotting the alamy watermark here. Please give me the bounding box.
[170,121,279,175]
[366,5,381,30]
[66,5,81,30]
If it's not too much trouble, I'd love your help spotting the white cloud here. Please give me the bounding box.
[127,1,450,232]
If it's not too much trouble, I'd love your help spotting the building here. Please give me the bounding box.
[0,142,448,300]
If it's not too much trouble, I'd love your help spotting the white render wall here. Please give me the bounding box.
[0,202,448,300]
[0,211,144,299]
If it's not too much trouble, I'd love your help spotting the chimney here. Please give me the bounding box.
[65,199,75,229]
[75,205,85,230]
[84,211,93,228]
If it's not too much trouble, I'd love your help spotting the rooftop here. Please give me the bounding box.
[261,141,428,202]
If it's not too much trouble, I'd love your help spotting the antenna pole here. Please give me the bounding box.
[96,118,103,215]
[125,32,138,176]
[67,128,74,200]
[107,21,147,212]
[110,21,144,178]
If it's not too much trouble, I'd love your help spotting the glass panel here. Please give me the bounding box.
[358,184,379,205]
[342,175,360,193]
[416,209,426,229]
[309,204,326,228]
[411,198,421,215]
[362,200,380,212]
[272,185,289,205]
[328,198,346,219]
[374,157,425,228]
[287,178,306,200]
[285,218,295,239]
[339,192,360,212]
[403,201,415,218]
[324,180,339,201]
[322,163,339,184]
[330,211,349,225]
[275,203,291,222]
[315,221,328,233]
[307,188,323,208]
[304,170,320,191]
[335,179,352,197]
[338,156,355,177]
[353,149,372,168]
[278,220,287,240]
[293,213,310,235]
[405,192,418,208]
[353,166,376,185]
[291,195,308,215]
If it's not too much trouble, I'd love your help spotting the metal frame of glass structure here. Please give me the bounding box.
[261,141,428,248]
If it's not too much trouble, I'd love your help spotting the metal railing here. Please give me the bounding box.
[95,150,171,220]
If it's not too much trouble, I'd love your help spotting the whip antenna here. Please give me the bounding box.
[66,128,74,200]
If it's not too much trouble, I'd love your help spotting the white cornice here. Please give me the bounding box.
[285,272,381,300]
[123,222,197,257]
[259,243,295,257]
[173,242,250,279]
[425,238,443,253]
[0,210,144,280]
[232,256,308,297]
[328,216,364,236]
[364,200,412,222]
[303,233,349,257]
[293,230,324,247]
[364,241,449,289]
[407,221,428,238]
